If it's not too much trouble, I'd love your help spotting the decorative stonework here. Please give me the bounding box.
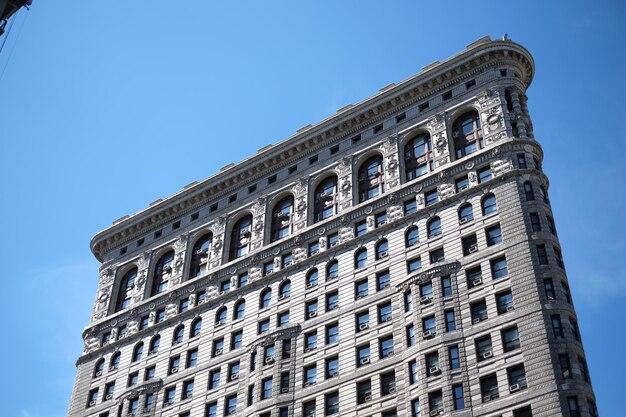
[335,157,353,211]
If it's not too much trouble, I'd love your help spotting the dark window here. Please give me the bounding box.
[466,265,483,288]
[303,400,316,417]
[427,217,441,237]
[326,322,339,344]
[491,256,508,279]
[154,230,163,238]
[524,181,535,201]
[530,212,541,232]
[404,133,433,180]
[482,193,497,215]
[418,102,429,112]
[480,373,499,402]
[441,276,452,297]
[380,371,396,396]
[568,397,580,417]
[559,353,572,379]
[373,124,383,134]
[187,348,198,367]
[151,251,174,296]
[513,406,533,417]
[442,90,452,100]
[229,215,252,261]
[357,343,370,366]
[378,302,392,323]
[355,248,368,269]
[486,224,502,245]
[476,335,493,361]
[225,394,237,415]
[429,389,444,413]
[517,153,527,169]
[357,379,372,404]
[308,241,320,256]
[562,281,572,303]
[209,203,218,212]
[404,291,413,312]
[271,196,294,242]
[328,232,339,248]
[477,166,492,183]
[496,290,514,314]
[395,113,406,123]
[173,221,181,229]
[268,175,277,184]
[453,384,465,409]
[379,335,394,358]
[408,360,418,385]
[376,239,389,259]
[355,220,367,237]
[406,226,419,247]
[288,165,297,174]
[309,154,318,164]
[115,268,137,312]
[358,155,385,202]
[352,134,362,144]
[502,326,521,352]
[261,377,272,400]
[164,386,176,406]
[508,364,527,389]
[355,279,368,299]
[325,356,339,378]
[330,145,339,154]
[430,247,445,263]
[456,176,470,193]
[377,270,391,290]
[425,189,438,206]
[449,345,460,370]
[445,309,456,332]
[544,278,556,300]
[452,112,483,159]
[465,79,476,88]
[471,299,488,323]
[406,324,415,346]
[87,388,98,407]
[462,234,478,256]
[459,203,474,224]
[325,391,339,415]
[551,314,564,337]
[305,331,317,351]
[554,246,564,268]
[537,244,549,265]
[314,176,338,223]
[547,216,557,235]
[404,198,417,214]
[182,379,194,400]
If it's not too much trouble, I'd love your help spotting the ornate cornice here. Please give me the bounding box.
[90,39,534,262]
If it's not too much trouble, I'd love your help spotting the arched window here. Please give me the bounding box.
[306,269,319,288]
[452,111,483,159]
[229,215,253,261]
[427,217,442,238]
[405,226,419,247]
[355,248,368,269]
[376,239,389,260]
[358,155,385,202]
[459,203,474,224]
[270,195,294,242]
[190,318,202,338]
[523,182,535,201]
[151,251,174,296]
[215,308,227,326]
[540,186,549,204]
[132,342,144,362]
[404,133,433,180]
[314,176,338,223]
[482,194,497,215]
[115,268,137,312]
[110,352,121,370]
[94,359,105,377]
[149,335,160,354]
[190,233,212,278]
[234,299,246,320]
[173,325,185,344]
[327,260,339,281]
[279,280,291,300]
[260,288,272,309]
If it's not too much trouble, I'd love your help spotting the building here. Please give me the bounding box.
[68,36,597,417]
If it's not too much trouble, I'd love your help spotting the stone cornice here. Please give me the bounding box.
[90,38,534,263]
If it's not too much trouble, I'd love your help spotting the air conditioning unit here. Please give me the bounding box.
[304,347,313,353]
[473,317,483,324]
[420,295,432,304]
[281,387,289,393]
[429,366,441,375]
[320,191,330,198]
[89,401,97,407]
[164,266,173,274]
[328,371,339,378]
[430,409,443,416]
[231,373,239,381]
[331,304,339,310]
[509,383,520,392]
[306,283,317,289]
[364,394,372,402]
[359,322,369,330]
[143,406,153,413]
[171,366,179,374]
[506,304,514,312]
[423,330,435,339]
[109,366,117,371]
[95,371,102,377]
[360,357,371,365]
[378,220,387,226]
[310,249,319,255]
[309,311,317,318]
[240,230,251,238]
[387,350,395,357]
[148,350,156,356]
[265,270,274,276]
[381,282,390,289]
[385,315,393,322]
[482,350,493,359]
[278,294,287,301]
[265,356,275,364]
[215,348,223,356]
[172,339,181,345]
[215,321,225,327]
[472,278,483,286]
[329,241,339,247]
[389,387,396,394]
[105,394,113,400]
[469,244,478,253]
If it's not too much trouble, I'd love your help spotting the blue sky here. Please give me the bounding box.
[0,1,624,416]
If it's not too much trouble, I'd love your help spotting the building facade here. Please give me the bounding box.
[68,36,597,417]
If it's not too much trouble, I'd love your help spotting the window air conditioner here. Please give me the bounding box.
[215,349,223,356]
[105,394,113,400]
[506,304,514,312]
[281,387,289,393]
[482,351,493,359]
[389,387,396,394]
[360,357,371,365]
[364,394,372,402]
[359,322,369,330]
[379,251,388,258]
[306,283,316,289]
[429,410,443,416]
[472,278,483,286]
[385,315,393,322]
[171,367,179,373]
[469,244,478,253]
[231,373,239,380]
[387,350,395,357]
[95,371,102,377]
[265,357,275,364]
[459,217,469,225]
[420,295,432,304]
[423,330,435,339]
[429,366,441,375]
[309,311,317,318]
[89,401,97,407]
[509,383,520,392]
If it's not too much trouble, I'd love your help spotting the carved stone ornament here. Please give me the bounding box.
[434,133,447,152]
[387,156,398,177]
[173,253,184,275]
[128,308,138,318]
[388,192,399,205]
[212,236,223,254]
[413,183,423,193]
[428,112,445,131]
[292,177,308,195]
[340,179,352,197]
[364,205,373,214]
[254,220,264,234]
[99,268,114,285]
[380,134,398,154]
[340,215,350,227]
[138,252,151,270]
[335,157,352,175]
[296,199,307,215]
[168,292,177,302]
[294,235,304,247]
[173,233,188,252]
[465,161,475,170]
[250,254,260,266]
[438,169,449,181]
[491,147,502,157]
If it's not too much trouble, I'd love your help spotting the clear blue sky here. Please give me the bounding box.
[1,1,624,416]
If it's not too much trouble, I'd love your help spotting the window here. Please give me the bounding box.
[303,400,316,417]
[314,176,338,222]
[568,396,580,417]
[547,215,557,235]
[375,211,388,227]
[306,268,319,288]
[378,302,392,323]
[477,166,492,183]
[326,260,339,280]
[261,377,273,400]
[422,315,436,334]
[308,241,320,256]
[249,351,257,372]
[190,233,212,278]
[466,265,482,289]
[231,330,243,350]
[280,372,290,392]
[427,217,441,237]
[357,379,372,404]
[554,246,564,268]
[491,256,508,280]
[462,234,478,256]
[151,251,174,296]
[219,280,231,294]
[508,364,527,389]
[502,326,521,352]
[540,186,550,204]
[458,203,473,224]
[190,318,202,338]
[325,356,339,378]
[543,278,556,300]
[452,111,483,159]
[408,360,418,385]
[559,353,572,379]
[588,400,598,417]
[358,155,385,202]
[407,257,422,273]
[445,309,456,332]
[379,335,394,358]
[471,299,488,324]
[282,253,293,268]
[309,154,319,164]
[326,291,339,311]
[128,371,138,387]
[418,101,429,111]
[455,175,470,193]
[169,356,181,375]
[482,193,497,215]
[355,220,367,237]
[104,382,115,401]
[406,324,415,347]
[486,224,502,245]
[87,388,99,407]
[281,339,291,359]
[476,335,493,361]
[449,345,460,370]
[271,196,294,242]
[411,399,421,417]
[182,379,194,400]
[513,406,533,417]
[139,315,149,330]
[186,348,198,368]
[530,212,541,232]
[466,78,476,88]
[405,226,419,247]
[258,287,273,309]
[142,393,154,412]
[356,311,370,332]
[109,352,120,371]
[440,276,452,298]
[570,317,581,342]
[404,291,413,312]
[373,123,383,134]
[446,385,462,411]
[238,272,249,287]
[355,279,368,299]
[131,343,143,362]
[424,189,438,206]
[429,390,443,414]
[561,281,572,303]
[263,261,274,276]
[357,343,371,367]
[326,322,339,344]
[419,282,433,301]
[115,268,137,312]
[305,331,317,351]
[404,133,434,180]
[304,364,317,386]
[496,290,514,314]
[480,373,499,402]
[524,181,535,201]
[154,229,163,238]
[381,371,396,396]
[213,338,224,356]
[537,244,548,265]
[377,270,391,290]
[215,307,227,326]
[305,300,318,320]
[551,314,564,337]
[277,311,290,327]
[208,369,221,389]
[229,215,252,260]
[376,239,389,259]
[425,351,440,377]
[225,394,237,416]
[404,198,417,214]
[258,319,270,334]
[430,247,445,263]
[164,386,176,406]
[355,248,368,269]
[234,299,245,320]
[144,365,155,381]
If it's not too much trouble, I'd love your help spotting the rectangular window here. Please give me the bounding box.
[471,299,488,323]
[375,211,388,227]
[182,379,194,400]
[187,348,198,367]
[396,113,406,123]
[380,371,396,396]
[486,224,502,246]
[282,339,291,359]
[357,343,371,367]
[277,311,290,327]
[491,256,508,280]
[330,145,339,155]
[537,244,549,265]
[449,345,460,370]
[169,356,181,375]
[164,387,176,406]
[357,379,372,404]
[225,394,237,416]
[378,302,393,323]
[466,265,483,288]
[355,279,368,299]
[508,364,527,389]
[328,232,339,247]
[231,330,243,350]
[326,291,339,311]
[429,389,443,413]
[530,212,541,232]
[544,278,556,300]
[247,385,254,406]
[208,369,220,389]
[144,366,155,381]
[496,290,514,314]
[517,153,527,169]
[128,372,138,387]
[425,351,440,376]
[559,353,572,379]
[455,176,470,193]
[325,356,339,378]
[480,373,499,402]
[408,360,418,385]
[309,154,318,164]
[502,326,521,352]
[355,220,367,237]
[304,331,317,351]
[430,247,445,263]
[422,315,436,334]
[304,365,317,385]
[568,397,580,417]
[407,257,422,273]
[445,309,456,332]
[554,246,564,268]
[308,241,319,256]
[404,291,413,312]
[261,377,272,400]
[373,124,383,134]
[547,216,557,235]
[425,189,438,206]
[462,234,478,256]
[351,134,362,144]
[379,335,395,358]
[419,102,429,112]
[268,175,277,184]
[280,372,290,392]
[477,166,492,183]
[404,199,417,214]
[442,91,452,100]
[325,391,339,415]
[205,402,218,417]
[377,270,391,290]
[476,335,493,361]
[406,324,415,347]
[440,276,452,297]
[326,322,339,344]
[305,300,318,320]
[453,384,465,410]
[551,314,564,337]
